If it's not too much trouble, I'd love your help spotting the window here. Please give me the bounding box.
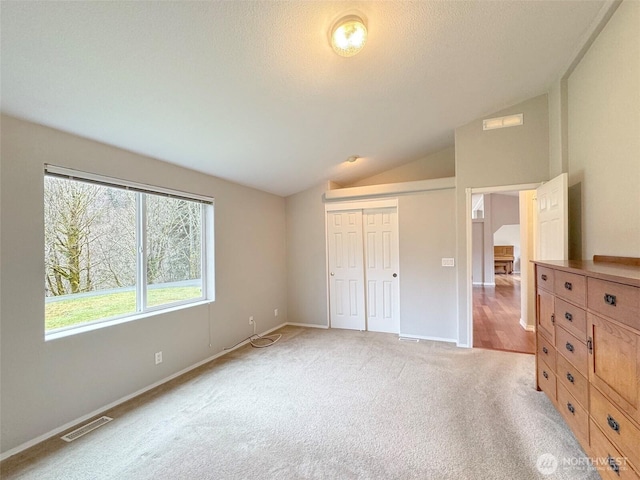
[44,166,212,333]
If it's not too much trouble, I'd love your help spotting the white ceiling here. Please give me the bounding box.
[1,1,607,197]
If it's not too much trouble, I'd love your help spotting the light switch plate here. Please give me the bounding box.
[442,258,455,267]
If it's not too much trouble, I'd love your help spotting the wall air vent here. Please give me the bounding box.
[60,416,113,442]
[483,113,524,131]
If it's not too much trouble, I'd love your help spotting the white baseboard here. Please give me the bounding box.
[398,333,457,344]
[472,282,483,286]
[286,322,328,329]
[519,318,535,332]
[1,320,292,462]
[484,282,496,286]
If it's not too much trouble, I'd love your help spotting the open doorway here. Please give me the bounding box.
[470,188,537,354]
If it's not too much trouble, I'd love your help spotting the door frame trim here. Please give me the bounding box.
[325,199,399,330]
[325,198,398,211]
[464,183,541,348]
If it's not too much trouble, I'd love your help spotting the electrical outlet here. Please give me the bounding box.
[249,316,254,325]
[155,351,163,365]
[441,258,455,267]
[274,308,278,317]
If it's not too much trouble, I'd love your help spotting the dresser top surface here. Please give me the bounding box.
[533,260,640,286]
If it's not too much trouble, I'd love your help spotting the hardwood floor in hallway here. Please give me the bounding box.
[473,274,535,354]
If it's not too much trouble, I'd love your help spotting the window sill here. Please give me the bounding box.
[45,300,214,342]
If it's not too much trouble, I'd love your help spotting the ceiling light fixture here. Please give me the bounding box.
[346,155,360,163]
[483,113,524,131]
[330,15,367,57]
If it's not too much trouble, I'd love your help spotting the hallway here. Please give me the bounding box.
[473,274,535,354]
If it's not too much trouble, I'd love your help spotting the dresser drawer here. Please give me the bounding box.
[557,354,588,409]
[557,383,589,447]
[554,270,586,306]
[588,278,640,331]
[537,333,556,371]
[537,266,555,292]
[591,387,640,471]
[555,297,587,342]
[590,420,640,480]
[556,326,588,375]
[537,357,557,405]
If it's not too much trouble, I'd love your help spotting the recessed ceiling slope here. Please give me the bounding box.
[1,1,606,196]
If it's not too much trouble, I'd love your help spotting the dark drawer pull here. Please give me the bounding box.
[566,372,574,383]
[541,274,548,281]
[604,293,617,306]
[564,281,572,291]
[567,402,575,414]
[606,456,620,476]
[564,312,573,322]
[542,346,548,354]
[542,371,549,379]
[565,342,574,353]
[607,415,620,433]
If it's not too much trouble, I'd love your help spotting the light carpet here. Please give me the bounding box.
[1,326,599,479]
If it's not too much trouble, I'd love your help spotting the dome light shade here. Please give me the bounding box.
[330,15,367,57]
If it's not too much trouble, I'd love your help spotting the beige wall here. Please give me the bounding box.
[0,115,288,453]
[548,79,569,178]
[285,183,329,326]
[398,189,457,340]
[567,0,640,259]
[346,146,455,187]
[455,94,549,346]
[285,183,458,341]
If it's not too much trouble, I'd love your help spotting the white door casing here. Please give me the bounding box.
[327,210,366,330]
[363,208,400,333]
[535,173,569,261]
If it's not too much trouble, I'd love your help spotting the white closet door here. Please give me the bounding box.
[363,208,400,333]
[327,211,366,330]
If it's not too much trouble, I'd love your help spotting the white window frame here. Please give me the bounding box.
[44,165,215,338]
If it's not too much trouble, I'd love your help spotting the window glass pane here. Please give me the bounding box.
[45,177,137,330]
[146,194,203,307]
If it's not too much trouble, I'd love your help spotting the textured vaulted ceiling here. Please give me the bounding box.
[1,1,606,196]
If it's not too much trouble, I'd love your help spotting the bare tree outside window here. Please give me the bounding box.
[44,175,206,331]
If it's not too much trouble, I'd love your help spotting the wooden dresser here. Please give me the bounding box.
[534,258,640,479]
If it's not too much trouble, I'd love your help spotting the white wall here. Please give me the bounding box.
[0,115,288,454]
[455,94,550,346]
[494,225,521,273]
[567,0,640,259]
[490,193,521,273]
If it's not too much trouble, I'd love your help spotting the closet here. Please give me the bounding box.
[326,204,399,333]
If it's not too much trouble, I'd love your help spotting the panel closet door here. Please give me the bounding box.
[327,210,366,330]
[327,207,399,333]
[363,208,400,333]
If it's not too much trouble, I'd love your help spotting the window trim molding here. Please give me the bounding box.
[45,300,214,341]
[45,164,215,204]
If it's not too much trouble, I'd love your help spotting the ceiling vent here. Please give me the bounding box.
[483,113,524,131]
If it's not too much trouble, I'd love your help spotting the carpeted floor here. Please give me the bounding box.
[1,326,599,479]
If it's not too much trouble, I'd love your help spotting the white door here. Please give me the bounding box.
[327,210,366,330]
[535,173,568,260]
[363,208,400,333]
